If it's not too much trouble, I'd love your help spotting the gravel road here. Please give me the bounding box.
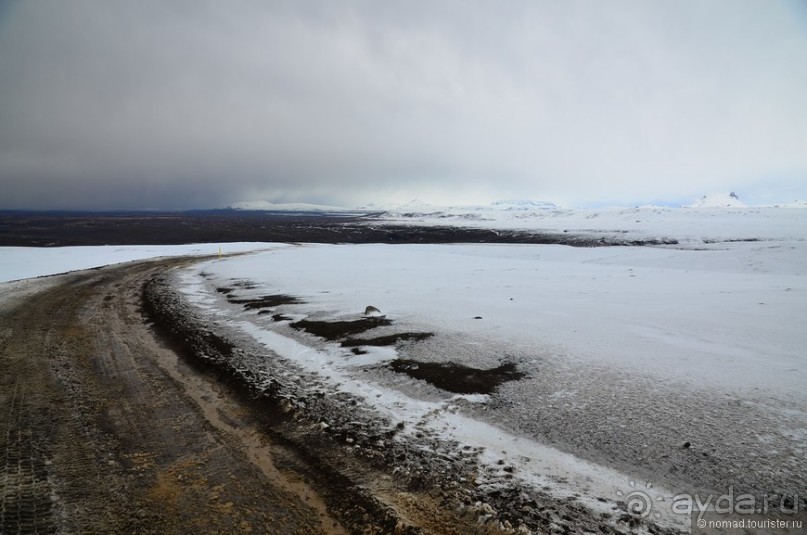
[0,258,699,534]
[1,259,561,534]
[0,259,353,534]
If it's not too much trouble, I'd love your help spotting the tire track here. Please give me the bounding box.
[1,381,56,535]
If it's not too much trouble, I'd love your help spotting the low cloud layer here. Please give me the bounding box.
[1,0,805,209]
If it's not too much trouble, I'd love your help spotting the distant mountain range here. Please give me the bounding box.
[229,195,806,214]
[357,199,561,213]
[488,200,560,210]
[228,201,356,212]
[228,199,562,213]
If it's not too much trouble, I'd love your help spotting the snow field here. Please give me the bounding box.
[188,242,806,400]
[176,237,805,530]
[376,204,807,244]
[0,242,272,283]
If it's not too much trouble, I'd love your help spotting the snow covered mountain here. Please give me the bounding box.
[687,192,747,208]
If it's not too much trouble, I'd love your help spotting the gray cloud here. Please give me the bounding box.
[1,0,805,209]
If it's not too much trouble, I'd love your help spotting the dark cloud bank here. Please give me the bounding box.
[1,1,805,210]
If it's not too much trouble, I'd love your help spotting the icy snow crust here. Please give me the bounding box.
[174,209,806,532]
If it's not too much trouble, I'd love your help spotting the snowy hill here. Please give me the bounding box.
[489,200,559,211]
[229,201,354,212]
[376,199,561,218]
[687,192,747,208]
[369,198,806,244]
[360,199,560,214]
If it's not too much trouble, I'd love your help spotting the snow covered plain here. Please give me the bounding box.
[2,206,804,531]
[0,242,271,283]
[371,201,806,244]
[172,206,806,531]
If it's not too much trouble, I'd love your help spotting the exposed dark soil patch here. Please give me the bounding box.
[291,318,392,341]
[215,287,234,294]
[389,360,526,395]
[341,332,434,347]
[703,237,761,244]
[227,294,302,310]
[231,280,258,290]
[272,314,292,322]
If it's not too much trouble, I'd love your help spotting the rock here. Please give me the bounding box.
[364,305,383,317]
[477,514,493,525]
[480,502,496,515]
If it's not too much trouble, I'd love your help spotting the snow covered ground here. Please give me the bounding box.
[3,206,805,530]
[371,200,807,244]
[0,243,271,283]
[169,208,805,531]
[184,242,805,398]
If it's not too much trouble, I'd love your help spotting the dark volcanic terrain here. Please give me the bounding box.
[0,210,675,247]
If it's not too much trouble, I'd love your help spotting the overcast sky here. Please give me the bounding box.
[1,1,805,210]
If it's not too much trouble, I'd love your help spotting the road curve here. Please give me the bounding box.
[2,257,692,535]
[0,258,356,534]
[2,258,557,535]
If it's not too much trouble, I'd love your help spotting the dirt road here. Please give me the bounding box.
[2,258,559,535]
[0,259,361,534]
[3,257,695,535]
